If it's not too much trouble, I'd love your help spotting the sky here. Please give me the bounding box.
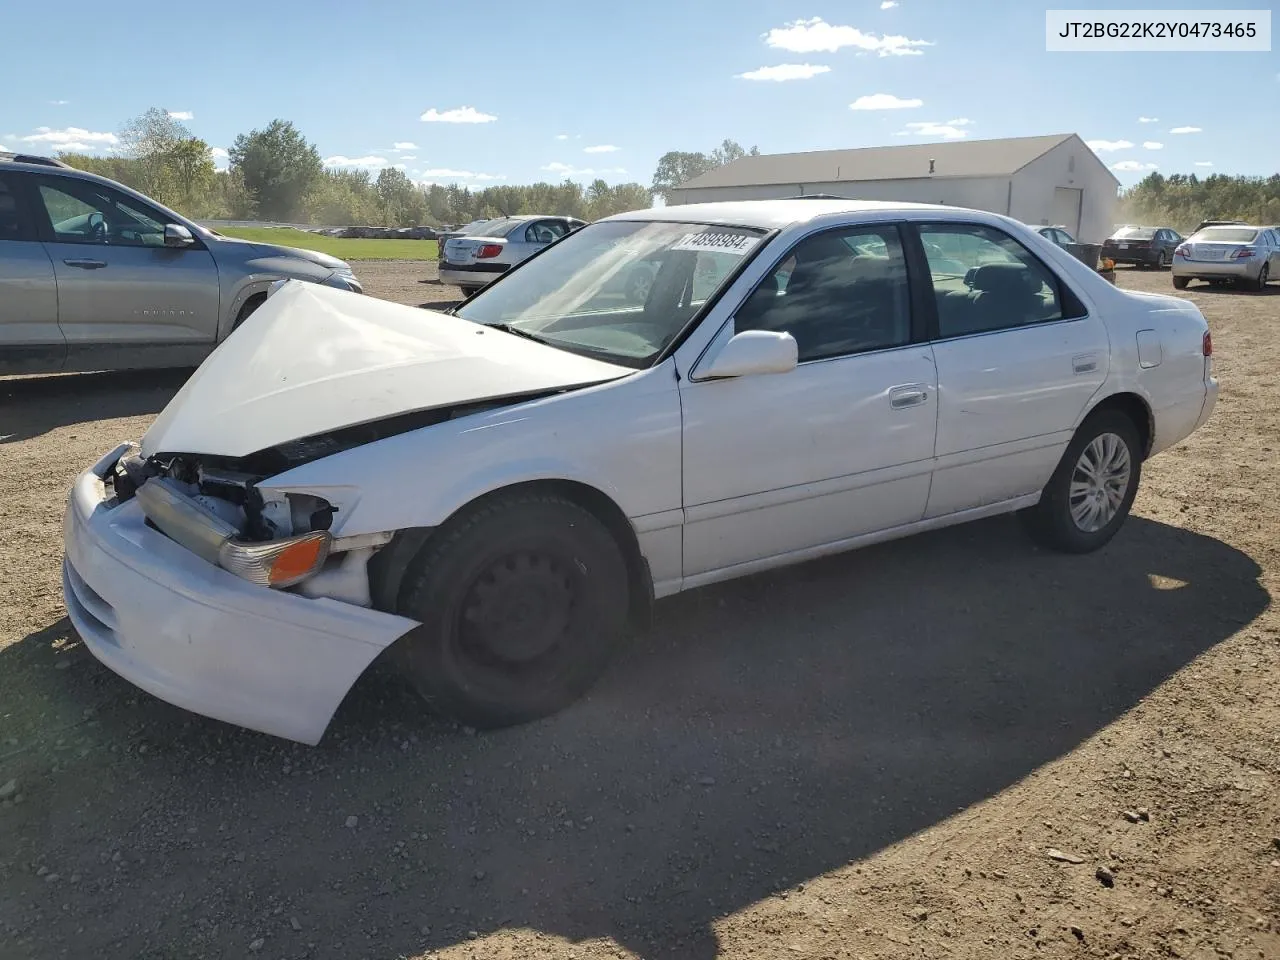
[2,1,1276,193]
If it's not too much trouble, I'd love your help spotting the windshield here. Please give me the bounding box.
[1191,227,1259,244]
[1112,227,1155,240]
[453,219,768,368]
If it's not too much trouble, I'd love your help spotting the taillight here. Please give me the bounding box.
[1202,330,1212,357]
[1231,246,1257,259]
[476,243,503,259]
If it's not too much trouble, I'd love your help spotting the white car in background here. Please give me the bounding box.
[438,214,586,296]
[63,199,1217,745]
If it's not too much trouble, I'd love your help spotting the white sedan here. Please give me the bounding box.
[62,199,1219,744]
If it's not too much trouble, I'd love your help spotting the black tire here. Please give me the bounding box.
[460,285,482,298]
[232,293,266,331]
[1254,263,1270,291]
[1173,276,1190,290]
[1019,410,1142,554]
[1156,250,1169,269]
[391,492,629,729]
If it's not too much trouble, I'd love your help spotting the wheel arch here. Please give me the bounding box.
[369,478,655,631]
[1082,391,1154,459]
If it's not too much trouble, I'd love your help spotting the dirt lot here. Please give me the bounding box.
[1,262,1278,960]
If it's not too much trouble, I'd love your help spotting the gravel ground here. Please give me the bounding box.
[1,263,1278,960]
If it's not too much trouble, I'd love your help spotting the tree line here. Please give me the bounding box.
[55,108,691,227]
[1117,172,1280,234]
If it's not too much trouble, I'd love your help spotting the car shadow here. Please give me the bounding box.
[0,515,1266,959]
[1181,282,1280,296]
[0,369,190,444]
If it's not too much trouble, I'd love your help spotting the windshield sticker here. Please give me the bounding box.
[669,232,760,255]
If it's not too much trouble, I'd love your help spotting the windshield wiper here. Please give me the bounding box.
[485,322,556,346]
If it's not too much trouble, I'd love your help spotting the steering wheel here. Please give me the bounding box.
[86,212,108,243]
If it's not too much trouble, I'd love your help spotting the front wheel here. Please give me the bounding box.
[1020,410,1142,554]
[391,492,629,729]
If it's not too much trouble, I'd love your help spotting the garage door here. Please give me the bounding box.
[1051,187,1082,236]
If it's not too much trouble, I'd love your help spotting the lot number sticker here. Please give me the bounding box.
[669,232,760,256]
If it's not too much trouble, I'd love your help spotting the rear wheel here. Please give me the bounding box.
[1156,250,1169,269]
[460,285,482,298]
[1020,410,1142,554]
[1255,263,1270,291]
[1173,276,1190,290]
[391,492,629,729]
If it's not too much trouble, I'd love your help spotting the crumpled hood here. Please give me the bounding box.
[141,281,632,459]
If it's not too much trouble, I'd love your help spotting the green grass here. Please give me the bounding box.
[212,226,437,260]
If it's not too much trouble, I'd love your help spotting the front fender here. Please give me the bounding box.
[218,259,336,341]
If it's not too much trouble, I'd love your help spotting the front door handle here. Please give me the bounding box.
[1072,353,1099,375]
[63,258,107,269]
[889,383,930,409]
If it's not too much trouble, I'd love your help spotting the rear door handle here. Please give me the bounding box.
[63,258,107,269]
[889,383,930,409]
[1072,353,1099,374]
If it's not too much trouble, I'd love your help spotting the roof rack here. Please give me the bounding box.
[0,152,71,168]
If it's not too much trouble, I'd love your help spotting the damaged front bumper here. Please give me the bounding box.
[62,444,419,745]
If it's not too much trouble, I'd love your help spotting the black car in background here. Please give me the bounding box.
[1101,225,1183,268]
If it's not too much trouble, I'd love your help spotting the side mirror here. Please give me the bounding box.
[164,223,196,248]
[697,329,798,380]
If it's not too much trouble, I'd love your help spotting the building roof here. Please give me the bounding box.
[673,134,1106,191]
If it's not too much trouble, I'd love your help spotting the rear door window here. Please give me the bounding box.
[0,176,34,241]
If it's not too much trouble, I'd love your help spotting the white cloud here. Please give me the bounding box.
[210,147,229,159]
[420,106,497,124]
[881,0,899,7]
[555,134,569,140]
[392,163,407,170]
[50,99,69,106]
[1194,161,1214,167]
[419,167,505,181]
[945,118,973,126]
[393,141,419,151]
[1086,139,1134,152]
[167,110,194,121]
[401,154,417,160]
[0,144,10,152]
[21,126,119,147]
[1138,116,1159,123]
[850,93,923,110]
[583,144,620,153]
[323,154,389,168]
[900,120,969,139]
[764,17,932,56]
[736,63,831,82]
[1112,160,1158,172]
[1143,141,1163,150]
[541,161,627,177]
[1170,125,1201,134]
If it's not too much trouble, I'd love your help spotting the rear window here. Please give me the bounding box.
[1112,227,1155,240]
[468,217,521,237]
[1191,227,1259,244]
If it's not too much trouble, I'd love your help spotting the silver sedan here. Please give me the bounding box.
[438,215,586,296]
[1172,224,1280,291]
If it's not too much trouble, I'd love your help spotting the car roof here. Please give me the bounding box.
[600,198,1016,231]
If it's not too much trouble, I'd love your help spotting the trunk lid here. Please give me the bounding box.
[442,236,507,266]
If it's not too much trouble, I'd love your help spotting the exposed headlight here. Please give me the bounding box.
[218,531,333,588]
